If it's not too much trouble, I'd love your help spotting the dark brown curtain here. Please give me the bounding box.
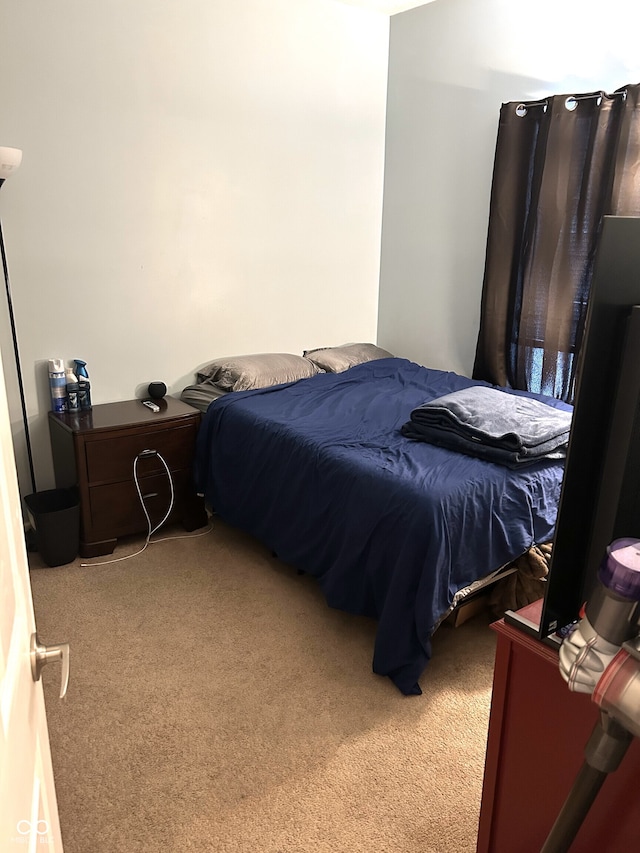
[473,83,640,402]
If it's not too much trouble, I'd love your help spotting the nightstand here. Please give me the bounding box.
[48,397,207,558]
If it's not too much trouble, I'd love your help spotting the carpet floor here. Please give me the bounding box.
[29,518,497,853]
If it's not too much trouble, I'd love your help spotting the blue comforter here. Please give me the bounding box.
[193,358,570,694]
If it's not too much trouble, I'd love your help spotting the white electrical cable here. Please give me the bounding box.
[134,449,175,537]
[80,450,212,567]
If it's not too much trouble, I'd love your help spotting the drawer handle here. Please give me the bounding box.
[141,492,159,500]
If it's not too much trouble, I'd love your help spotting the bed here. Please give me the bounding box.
[187,351,571,695]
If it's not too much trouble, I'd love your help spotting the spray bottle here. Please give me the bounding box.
[65,368,80,412]
[48,358,68,413]
[74,359,92,410]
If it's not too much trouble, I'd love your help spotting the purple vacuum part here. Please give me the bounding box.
[599,538,640,601]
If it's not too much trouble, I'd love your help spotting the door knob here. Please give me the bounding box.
[30,633,70,699]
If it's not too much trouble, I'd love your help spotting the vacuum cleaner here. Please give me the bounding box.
[540,537,640,852]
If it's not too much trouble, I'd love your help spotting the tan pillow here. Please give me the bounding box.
[303,343,393,373]
[196,353,322,391]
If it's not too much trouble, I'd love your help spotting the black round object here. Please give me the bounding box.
[148,381,167,400]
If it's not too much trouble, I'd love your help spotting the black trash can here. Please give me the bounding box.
[24,488,80,567]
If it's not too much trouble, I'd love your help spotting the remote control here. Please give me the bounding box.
[142,400,160,412]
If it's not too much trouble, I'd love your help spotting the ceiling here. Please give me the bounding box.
[337,0,434,14]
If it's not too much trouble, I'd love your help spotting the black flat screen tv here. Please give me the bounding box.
[539,215,640,638]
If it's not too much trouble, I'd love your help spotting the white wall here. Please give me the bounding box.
[378,0,640,375]
[0,0,389,493]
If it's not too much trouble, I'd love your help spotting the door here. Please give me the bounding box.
[0,350,64,850]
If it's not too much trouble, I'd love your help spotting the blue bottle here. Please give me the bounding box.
[74,359,92,410]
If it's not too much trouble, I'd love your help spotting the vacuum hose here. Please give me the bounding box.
[540,714,632,853]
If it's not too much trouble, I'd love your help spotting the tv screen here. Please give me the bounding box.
[540,216,640,638]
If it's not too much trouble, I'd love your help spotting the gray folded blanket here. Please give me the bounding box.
[401,386,573,467]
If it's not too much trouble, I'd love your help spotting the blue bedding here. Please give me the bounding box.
[402,386,573,466]
[193,358,570,695]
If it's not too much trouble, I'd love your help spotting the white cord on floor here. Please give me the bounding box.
[80,450,212,567]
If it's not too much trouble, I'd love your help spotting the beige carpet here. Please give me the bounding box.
[29,518,498,853]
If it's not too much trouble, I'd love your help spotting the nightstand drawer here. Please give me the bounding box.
[88,470,191,537]
[85,423,197,484]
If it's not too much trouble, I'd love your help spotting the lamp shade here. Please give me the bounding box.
[0,147,22,181]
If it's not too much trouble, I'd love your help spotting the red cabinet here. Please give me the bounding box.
[477,601,640,852]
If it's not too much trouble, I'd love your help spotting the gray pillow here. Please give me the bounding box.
[196,353,322,391]
[303,343,394,373]
[181,382,228,413]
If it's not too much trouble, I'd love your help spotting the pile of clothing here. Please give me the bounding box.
[488,542,553,618]
[401,385,573,467]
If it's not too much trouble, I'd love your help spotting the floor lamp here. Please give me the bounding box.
[0,145,37,495]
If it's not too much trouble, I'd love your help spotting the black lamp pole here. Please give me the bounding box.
[0,161,37,495]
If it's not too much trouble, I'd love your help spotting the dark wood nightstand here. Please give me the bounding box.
[48,397,207,558]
